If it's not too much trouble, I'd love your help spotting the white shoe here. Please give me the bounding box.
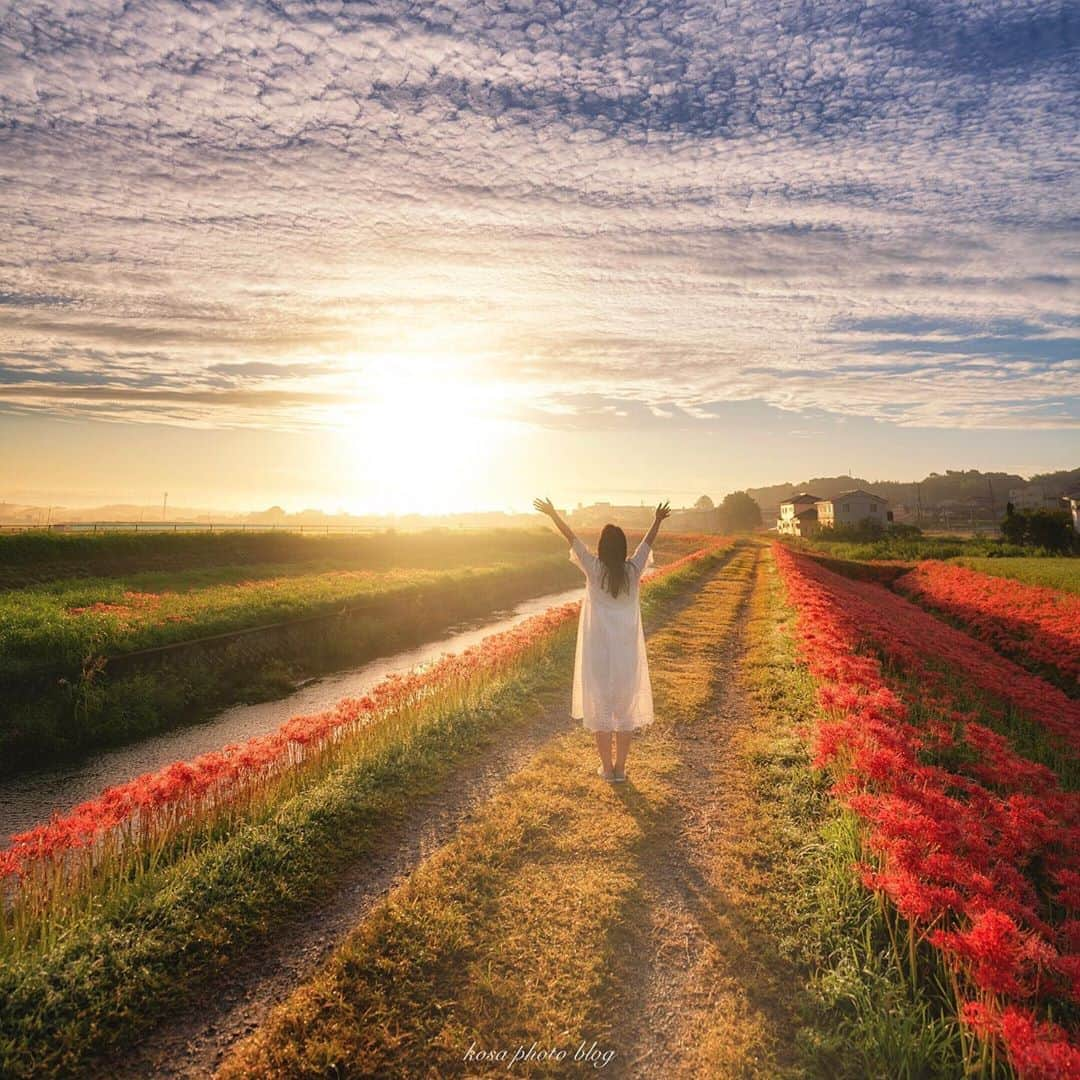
[597,765,616,782]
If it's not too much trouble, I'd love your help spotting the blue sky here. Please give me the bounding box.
[0,0,1077,511]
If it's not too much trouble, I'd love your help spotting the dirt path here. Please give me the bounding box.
[102,551,735,1079]
[618,548,809,1077]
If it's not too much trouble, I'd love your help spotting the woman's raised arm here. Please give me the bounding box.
[533,496,577,546]
[642,501,671,549]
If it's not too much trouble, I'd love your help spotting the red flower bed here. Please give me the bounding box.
[774,544,1080,1078]
[896,561,1080,687]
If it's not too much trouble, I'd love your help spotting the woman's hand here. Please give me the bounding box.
[643,501,670,548]
[533,497,576,545]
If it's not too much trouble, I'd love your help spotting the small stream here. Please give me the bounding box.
[0,584,584,844]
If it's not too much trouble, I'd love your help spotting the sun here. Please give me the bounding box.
[338,354,508,515]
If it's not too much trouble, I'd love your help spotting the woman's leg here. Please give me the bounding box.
[614,731,632,776]
[594,730,614,775]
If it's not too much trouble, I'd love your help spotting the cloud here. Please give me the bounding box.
[0,0,1076,432]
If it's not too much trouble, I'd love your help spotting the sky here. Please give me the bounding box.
[0,0,1078,514]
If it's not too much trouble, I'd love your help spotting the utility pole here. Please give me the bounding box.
[162,491,168,521]
[987,477,995,521]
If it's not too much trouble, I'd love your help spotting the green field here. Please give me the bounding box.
[953,555,1080,593]
[0,558,567,680]
[0,543,730,1078]
[793,535,1025,562]
[0,528,565,588]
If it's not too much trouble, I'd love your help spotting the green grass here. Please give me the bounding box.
[0,528,567,586]
[0,658,573,1078]
[0,556,573,679]
[0,527,712,589]
[0,547,729,1077]
[2,534,712,678]
[954,555,1080,594]
[0,535,710,773]
[794,535,1029,562]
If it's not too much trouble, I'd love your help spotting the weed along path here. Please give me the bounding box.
[99,545,741,1080]
[216,544,816,1079]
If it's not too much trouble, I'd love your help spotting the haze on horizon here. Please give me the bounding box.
[1,1,1077,516]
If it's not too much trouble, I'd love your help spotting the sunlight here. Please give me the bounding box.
[340,353,509,515]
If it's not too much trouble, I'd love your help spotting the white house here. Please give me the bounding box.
[816,489,889,530]
[1067,492,1080,534]
[776,493,823,536]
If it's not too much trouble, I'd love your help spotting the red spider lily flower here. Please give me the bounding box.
[896,561,1079,686]
[773,543,1080,1069]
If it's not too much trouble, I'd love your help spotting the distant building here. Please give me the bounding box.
[776,493,823,536]
[817,489,889,530]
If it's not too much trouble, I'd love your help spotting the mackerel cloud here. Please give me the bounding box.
[0,0,1077,429]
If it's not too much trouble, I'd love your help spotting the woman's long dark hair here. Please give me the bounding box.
[597,524,628,598]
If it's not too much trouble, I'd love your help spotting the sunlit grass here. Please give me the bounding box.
[0,558,569,677]
[954,556,1080,594]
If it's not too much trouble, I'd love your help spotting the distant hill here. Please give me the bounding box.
[745,468,1080,518]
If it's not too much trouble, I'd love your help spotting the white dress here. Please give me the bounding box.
[569,535,654,732]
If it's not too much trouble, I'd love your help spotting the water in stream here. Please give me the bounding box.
[0,585,583,843]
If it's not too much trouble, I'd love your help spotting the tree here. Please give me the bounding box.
[718,491,762,532]
[1000,508,1077,552]
[694,495,715,511]
[252,505,287,523]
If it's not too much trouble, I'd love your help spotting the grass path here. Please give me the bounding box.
[614,546,809,1076]
[218,543,824,1078]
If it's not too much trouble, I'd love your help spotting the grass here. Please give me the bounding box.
[0,543,730,1078]
[0,557,577,678]
[794,535,1030,562]
[0,528,569,587]
[955,555,1080,594]
[217,545,762,1079]
[0,527,710,589]
[1,534,712,773]
[3,533,706,677]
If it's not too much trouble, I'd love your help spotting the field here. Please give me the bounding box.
[791,533,1029,563]
[1,532,1077,1078]
[956,557,1080,594]
[0,528,573,586]
[3,560,562,674]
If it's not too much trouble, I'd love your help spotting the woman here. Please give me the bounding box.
[533,497,671,783]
